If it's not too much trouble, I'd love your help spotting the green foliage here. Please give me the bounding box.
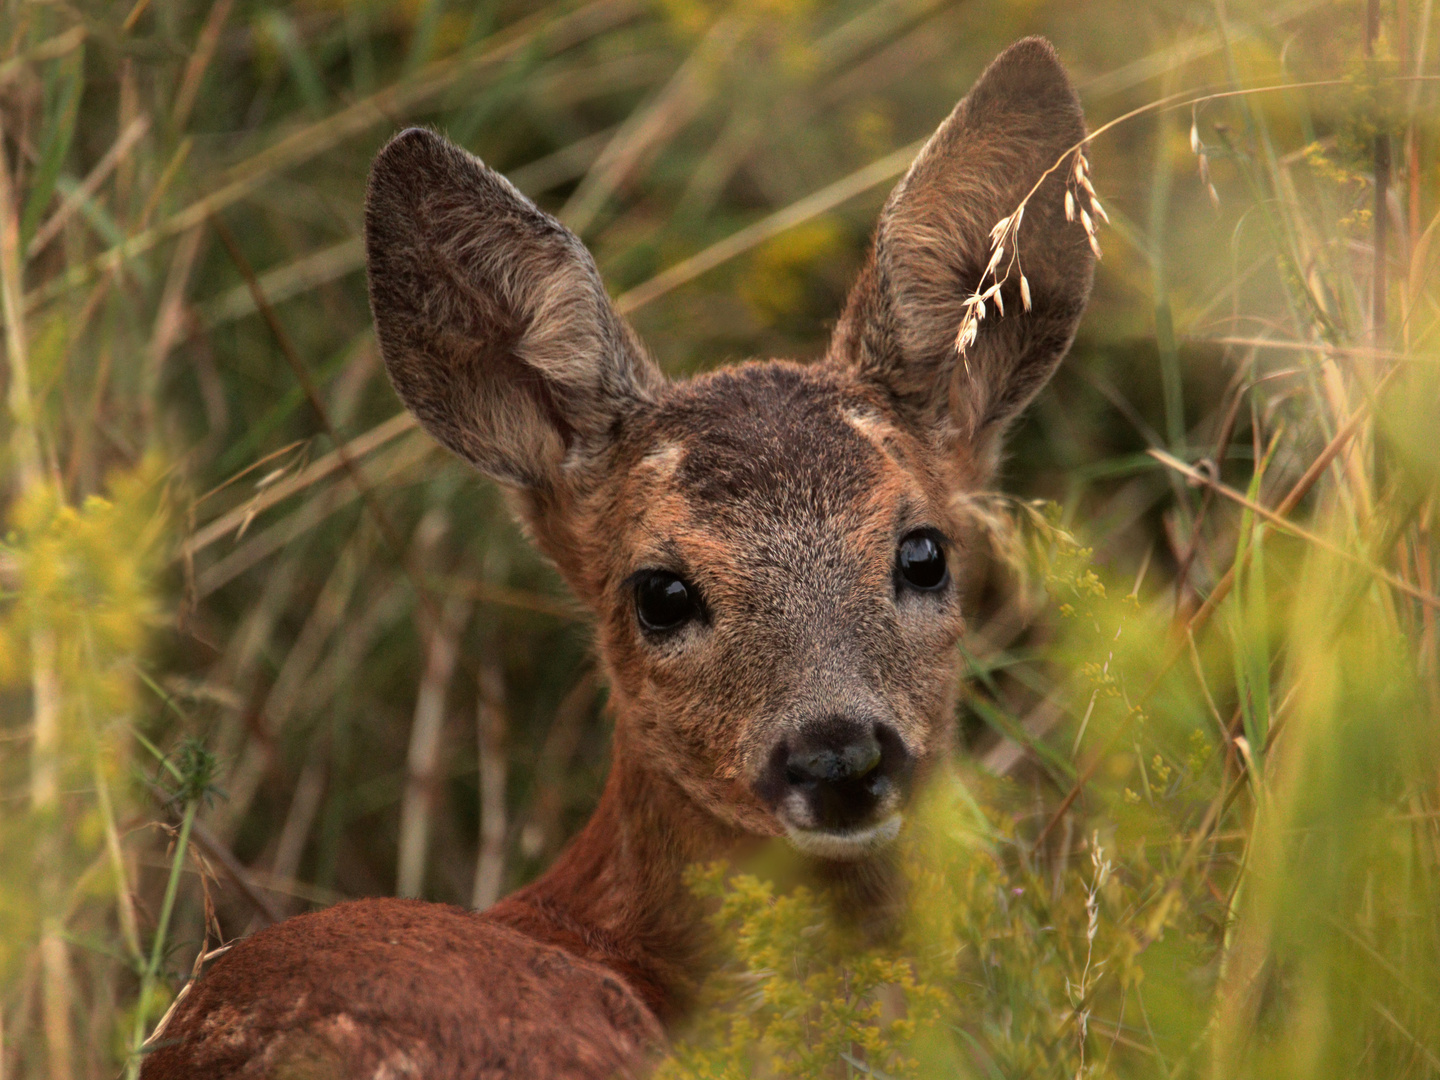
[0,461,168,1072]
[658,862,944,1079]
[667,508,1440,1078]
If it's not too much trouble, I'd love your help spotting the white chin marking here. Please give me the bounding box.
[782,815,902,861]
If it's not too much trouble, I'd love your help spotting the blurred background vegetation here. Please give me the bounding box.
[0,0,1436,1076]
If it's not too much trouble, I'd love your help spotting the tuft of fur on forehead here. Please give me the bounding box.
[650,362,889,521]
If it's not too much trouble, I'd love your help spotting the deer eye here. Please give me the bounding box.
[896,531,948,592]
[635,571,698,631]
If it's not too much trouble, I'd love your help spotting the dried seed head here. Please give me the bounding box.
[985,244,1006,275]
[990,214,1011,242]
[992,286,1004,316]
[1189,121,1200,155]
[1080,207,1094,235]
[1065,188,1075,221]
[1208,182,1220,207]
[955,315,979,354]
[1089,196,1109,224]
[1020,274,1032,311]
[1087,231,1103,259]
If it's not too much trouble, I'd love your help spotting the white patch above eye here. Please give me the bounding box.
[638,442,684,477]
[782,815,902,861]
[839,406,899,451]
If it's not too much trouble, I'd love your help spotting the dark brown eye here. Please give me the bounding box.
[897,532,948,592]
[635,572,698,631]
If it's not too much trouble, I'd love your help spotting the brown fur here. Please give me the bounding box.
[142,37,1092,1079]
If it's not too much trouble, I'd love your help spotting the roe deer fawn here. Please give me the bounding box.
[142,36,1094,1079]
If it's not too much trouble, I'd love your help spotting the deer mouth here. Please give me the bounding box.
[753,718,915,860]
[781,814,903,861]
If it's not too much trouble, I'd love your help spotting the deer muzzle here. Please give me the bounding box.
[754,717,915,861]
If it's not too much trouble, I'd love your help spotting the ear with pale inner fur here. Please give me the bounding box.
[829,37,1094,473]
[365,127,661,490]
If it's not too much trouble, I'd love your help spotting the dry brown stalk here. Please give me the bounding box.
[195,125,625,334]
[26,115,150,259]
[199,238,364,330]
[169,0,234,133]
[561,15,743,234]
[212,214,449,635]
[285,579,410,747]
[472,653,509,909]
[0,105,74,1080]
[204,556,308,845]
[24,0,642,314]
[1033,361,1407,850]
[614,139,924,314]
[440,576,582,622]
[267,749,327,918]
[1148,448,1440,610]
[194,434,432,597]
[518,669,599,863]
[142,224,206,439]
[261,541,363,733]
[0,26,85,87]
[397,594,473,898]
[188,820,285,927]
[1192,335,1425,363]
[120,0,151,33]
[182,413,415,559]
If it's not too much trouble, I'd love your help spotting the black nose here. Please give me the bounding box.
[756,719,914,832]
[786,733,882,786]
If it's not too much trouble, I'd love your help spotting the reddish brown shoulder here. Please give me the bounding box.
[140,897,663,1080]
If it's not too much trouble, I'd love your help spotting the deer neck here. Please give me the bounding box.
[486,720,743,1021]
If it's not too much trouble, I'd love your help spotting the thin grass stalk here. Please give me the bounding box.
[211,214,445,633]
[181,411,416,559]
[396,593,472,898]
[88,722,142,965]
[193,434,434,598]
[1368,0,1389,346]
[615,138,924,314]
[560,14,741,234]
[125,794,198,1079]
[472,652,509,910]
[169,0,233,133]
[24,0,639,313]
[1148,71,1185,456]
[519,669,597,863]
[1033,346,1414,851]
[1148,447,1440,608]
[0,98,75,1080]
[187,820,285,927]
[142,224,204,440]
[25,115,148,261]
[266,748,327,920]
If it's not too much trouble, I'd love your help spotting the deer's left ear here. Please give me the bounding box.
[830,37,1094,473]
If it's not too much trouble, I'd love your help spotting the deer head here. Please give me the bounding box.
[365,37,1093,867]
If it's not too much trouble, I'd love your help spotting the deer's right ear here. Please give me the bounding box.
[829,38,1094,476]
[365,128,661,490]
